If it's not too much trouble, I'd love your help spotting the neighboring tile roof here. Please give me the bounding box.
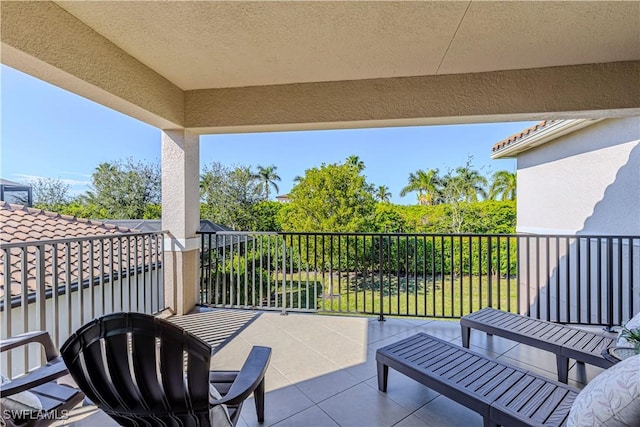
[102,219,233,233]
[0,202,133,243]
[198,220,234,233]
[0,202,160,301]
[492,120,558,154]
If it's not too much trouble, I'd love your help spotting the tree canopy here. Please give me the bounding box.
[489,170,517,201]
[17,153,516,234]
[345,155,365,172]
[444,162,488,203]
[253,165,281,200]
[84,159,161,219]
[400,169,442,205]
[31,177,71,211]
[278,161,375,232]
[375,185,392,203]
[200,162,262,230]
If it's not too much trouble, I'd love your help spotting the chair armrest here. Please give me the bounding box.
[0,357,69,398]
[0,331,59,362]
[210,346,271,406]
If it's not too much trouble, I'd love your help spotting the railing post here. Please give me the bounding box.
[487,236,493,308]
[34,244,48,366]
[378,235,385,321]
[516,236,521,315]
[281,234,287,316]
[2,248,13,375]
[199,234,212,304]
[604,237,615,331]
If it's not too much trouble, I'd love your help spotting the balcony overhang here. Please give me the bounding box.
[184,63,640,134]
[2,1,639,133]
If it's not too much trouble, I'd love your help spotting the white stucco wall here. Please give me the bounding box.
[516,117,640,235]
[514,117,640,324]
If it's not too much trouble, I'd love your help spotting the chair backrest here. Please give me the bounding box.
[61,312,213,426]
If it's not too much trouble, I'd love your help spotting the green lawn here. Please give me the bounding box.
[269,272,519,318]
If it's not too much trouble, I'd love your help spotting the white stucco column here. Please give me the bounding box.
[161,129,200,315]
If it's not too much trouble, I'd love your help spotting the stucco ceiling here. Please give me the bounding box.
[54,1,640,91]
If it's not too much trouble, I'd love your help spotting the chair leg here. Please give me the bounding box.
[254,378,266,423]
[556,355,569,383]
[377,361,389,392]
[461,325,471,348]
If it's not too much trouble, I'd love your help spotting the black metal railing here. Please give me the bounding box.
[1,231,165,376]
[198,231,639,327]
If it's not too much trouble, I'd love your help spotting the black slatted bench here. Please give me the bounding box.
[376,333,578,427]
[460,307,616,383]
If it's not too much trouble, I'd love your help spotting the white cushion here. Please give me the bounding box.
[617,312,640,347]
[567,355,640,427]
[209,384,232,427]
[0,374,44,413]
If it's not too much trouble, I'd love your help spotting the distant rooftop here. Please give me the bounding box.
[491,119,602,159]
[1,202,133,243]
[102,219,233,233]
[0,179,32,207]
[0,202,154,301]
[0,179,26,186]
[0,204,241,300]
[492,121,556,154]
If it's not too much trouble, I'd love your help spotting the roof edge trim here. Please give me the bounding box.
[491,119,604,159]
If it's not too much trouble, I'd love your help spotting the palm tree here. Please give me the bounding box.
[375,185,392,203]
[345,155,365,172]
[489,170,517,200]
[400,169,441,205]
[85,162,119,205]
[452,165,488,202]
[253,165,281,200]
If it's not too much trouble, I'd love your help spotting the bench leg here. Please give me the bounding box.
[254,378,265,422]
[461,325,471,348]
[377,361,389,392]
[556,355,569,384]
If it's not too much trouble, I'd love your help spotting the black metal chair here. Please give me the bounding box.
[60,312,271,426]
[1,331,85,427]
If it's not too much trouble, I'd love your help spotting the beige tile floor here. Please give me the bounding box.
[54,311,605,427]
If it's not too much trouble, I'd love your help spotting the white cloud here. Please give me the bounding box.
[13,173,91,187]
[57,171,92,178]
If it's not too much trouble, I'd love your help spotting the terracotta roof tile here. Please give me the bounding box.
[492,120,558,153]
[0,202,136,242]
[0,202,161,300]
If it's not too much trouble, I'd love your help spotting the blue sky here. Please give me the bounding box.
[1,65,536,205]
